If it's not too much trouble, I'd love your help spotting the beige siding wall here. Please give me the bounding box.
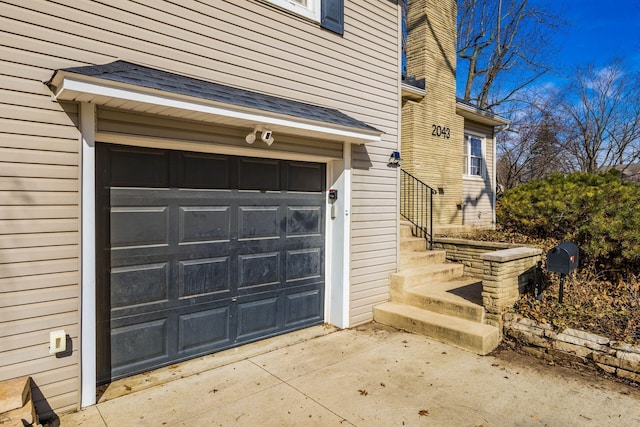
[348,2,399,326]
[402,0,465,226]
[0,47,82,416]
[1,0,399,414]
[96,109,345,160]
[462,121,495,227]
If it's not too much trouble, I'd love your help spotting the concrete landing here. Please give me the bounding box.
[56,324,640,427]
[390,263,464,288]
[395,277,486,322]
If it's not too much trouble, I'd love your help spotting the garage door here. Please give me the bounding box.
[96,144,325,383]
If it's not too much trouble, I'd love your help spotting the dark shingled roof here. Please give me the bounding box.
[57,60,379,132]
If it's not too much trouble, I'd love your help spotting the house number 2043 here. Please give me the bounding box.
[432,125,450,139]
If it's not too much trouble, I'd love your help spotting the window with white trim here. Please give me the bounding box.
[265,0,320,21]
[464,134,485,177]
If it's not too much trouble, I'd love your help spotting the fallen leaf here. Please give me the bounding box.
[124,385,132,391]
[531,415,538,419]
[358,389,368,396]
[419,409,430,416]
[380,382,386,387]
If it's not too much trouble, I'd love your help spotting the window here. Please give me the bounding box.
[263,0,344,35]
[265,0,320,21]
[464,134,484,177]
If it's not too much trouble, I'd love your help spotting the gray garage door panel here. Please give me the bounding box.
[177,306,231,352]
[285,287,323,326]
[97,145,325,383]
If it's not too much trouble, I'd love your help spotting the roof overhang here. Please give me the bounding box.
[48,67,383,145]
[401,82,426,101]
[456,101,510,127]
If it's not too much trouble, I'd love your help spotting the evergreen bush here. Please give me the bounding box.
[498,171,640,271]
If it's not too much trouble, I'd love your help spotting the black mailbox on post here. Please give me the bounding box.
[546,242,579,274]
[545,242,579,303]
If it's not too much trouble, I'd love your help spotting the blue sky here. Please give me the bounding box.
[539,0,640,80]
[454,1,640,106]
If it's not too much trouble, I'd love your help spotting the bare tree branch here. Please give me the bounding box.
[496,97,569,190]
[457,0,560,111]
[557,60,640,173]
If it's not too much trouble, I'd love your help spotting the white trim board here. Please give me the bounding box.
[51,75,382,145]
[80,102,97,408]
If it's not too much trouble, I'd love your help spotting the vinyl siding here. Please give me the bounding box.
[0,62,81,418]
[1,0,397,121]
[96,109,344,160]
[0,0,399,415]
[463,121,495,227]
[462,178,494,226]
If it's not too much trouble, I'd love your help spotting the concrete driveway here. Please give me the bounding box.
[58,323,640,426]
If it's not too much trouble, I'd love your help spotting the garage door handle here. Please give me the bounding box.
[231,297,237,302]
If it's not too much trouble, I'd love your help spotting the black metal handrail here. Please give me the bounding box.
[401,169,437,249]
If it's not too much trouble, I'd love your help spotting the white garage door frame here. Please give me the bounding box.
[79,102,354,407]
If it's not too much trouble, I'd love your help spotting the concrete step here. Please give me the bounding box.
[399,249,446,270]
[391,277,485,322]
[391,263,464,290]
[400,224,415,238]
[373,302,500,355]
[434,224,492,236]
[0,376,38,426]
[400,236,427,252]
[0,376,30,414]
[400,219,414,228]
[399,223,430,238]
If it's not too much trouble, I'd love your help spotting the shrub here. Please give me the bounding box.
[498,171,640,271]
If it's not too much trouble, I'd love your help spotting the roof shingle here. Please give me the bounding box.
[58,60,379,132]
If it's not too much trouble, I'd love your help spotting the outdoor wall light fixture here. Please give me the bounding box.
[245,127,275,146]
[388,150,402,167]
[245,128,258,144]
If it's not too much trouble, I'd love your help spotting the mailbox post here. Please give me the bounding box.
[546,242,579,303]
